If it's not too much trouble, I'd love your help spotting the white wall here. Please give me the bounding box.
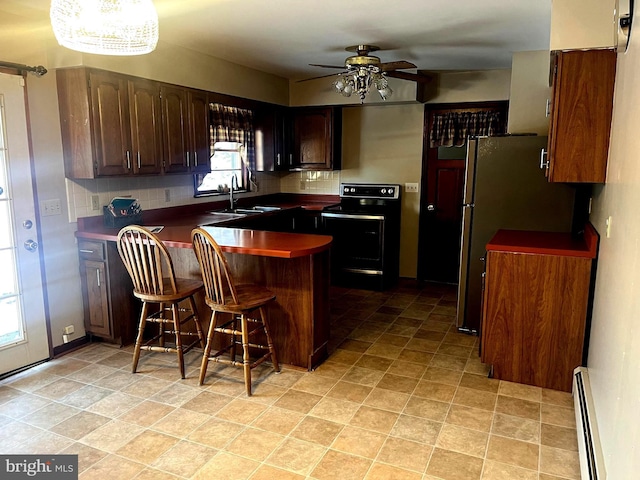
[587,17,640,480]
[507,51,551,135]
[426,70,511,104]
[550,0,616,51]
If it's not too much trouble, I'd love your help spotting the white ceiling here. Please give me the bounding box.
[1,0,551,80]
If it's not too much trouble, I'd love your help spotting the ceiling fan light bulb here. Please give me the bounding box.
[342,83,354,96]
[378,85,392,100]
[333,77,346,93]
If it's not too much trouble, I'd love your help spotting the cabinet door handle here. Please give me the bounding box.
[186,152,190,167]
[539,148,549,169]
[194,151,198,167]
[126,151,131,170]
[545,98,551,118]
[137,151,141,169]
[79,249,94,254]
[96,269,101,287]
[277,153,281,166]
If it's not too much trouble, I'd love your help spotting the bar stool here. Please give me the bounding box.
[191,227,280,396]
[117,225,205,379]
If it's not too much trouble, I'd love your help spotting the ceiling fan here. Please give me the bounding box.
[303,44,428,102]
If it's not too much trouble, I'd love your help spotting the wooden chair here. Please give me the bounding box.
[191,227,279,396]
[117,225,205,379]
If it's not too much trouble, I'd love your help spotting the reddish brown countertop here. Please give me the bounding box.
[486,223,598,258]
[76,196,337,259]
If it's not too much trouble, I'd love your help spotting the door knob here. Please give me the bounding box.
[24,239,38,252]
[427,204,436,212]
[23,219,33,229]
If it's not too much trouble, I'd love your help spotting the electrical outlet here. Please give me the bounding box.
[40,198,62,216]
[299,181,306,190]
[164,188,171,202]
[405,183,419,193]
[64,325,75,335]
[91,195,100,211]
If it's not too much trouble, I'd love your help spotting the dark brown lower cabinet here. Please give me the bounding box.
[78,240,137,345]
[481,231,596,392]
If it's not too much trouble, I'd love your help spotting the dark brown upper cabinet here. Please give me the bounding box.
[160,85,211,175]
[544,49,617,183]
[291,107,341,171]
[57,68,164,178]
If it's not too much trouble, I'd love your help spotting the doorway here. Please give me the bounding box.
[417,101,508,283]
[0,72,50,376]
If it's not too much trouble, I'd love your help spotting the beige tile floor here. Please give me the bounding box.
[0,282,581,480]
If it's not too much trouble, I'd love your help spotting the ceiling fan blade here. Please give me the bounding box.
[297,71,348,83]
[309,63,346,69]
[379,60,417,71]
[385,70,433,83]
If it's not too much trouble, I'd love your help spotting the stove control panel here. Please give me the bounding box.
[340,183,401,200]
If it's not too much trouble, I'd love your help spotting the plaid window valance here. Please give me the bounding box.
[209,103,255,164]
[429,111,506,148]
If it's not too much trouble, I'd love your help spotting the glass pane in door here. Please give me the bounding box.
[0,94,25,348]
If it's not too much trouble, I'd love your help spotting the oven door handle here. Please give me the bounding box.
[321,212,385,221]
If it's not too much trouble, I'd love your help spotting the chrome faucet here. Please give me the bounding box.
[229,174,238,210]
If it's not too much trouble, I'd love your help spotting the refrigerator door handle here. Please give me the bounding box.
[540,148,549,169]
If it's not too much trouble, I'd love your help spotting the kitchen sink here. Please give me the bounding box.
[251,206,282,212]
[215,208,262,215]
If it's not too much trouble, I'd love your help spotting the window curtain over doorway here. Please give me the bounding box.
[209,103,255,165]
[429,110,506,148]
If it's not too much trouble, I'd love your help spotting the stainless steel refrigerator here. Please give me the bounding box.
[456,135,576,334]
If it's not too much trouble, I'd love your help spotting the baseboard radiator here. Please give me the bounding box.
[573,366,606,479]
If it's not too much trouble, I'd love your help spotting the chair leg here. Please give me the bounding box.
[241,314,252,396]
[158,302,165,347]
[259,306,280,373]
[172,302,185,379]
[132,302,149,374]
[199,311,217,386]
[188,295,205,349]
[230,314,238,364]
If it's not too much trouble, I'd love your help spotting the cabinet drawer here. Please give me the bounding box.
[78,241,105,261]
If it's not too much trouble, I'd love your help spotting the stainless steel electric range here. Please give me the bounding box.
[321,183,402,291]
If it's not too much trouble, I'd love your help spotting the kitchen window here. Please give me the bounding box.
[194,141,245,195]
[194,103,255,197]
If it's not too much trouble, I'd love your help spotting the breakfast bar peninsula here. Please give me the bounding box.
[76,208,333,371]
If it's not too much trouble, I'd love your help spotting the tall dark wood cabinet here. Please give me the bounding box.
[78,240,136,345]
[544,49,617,183]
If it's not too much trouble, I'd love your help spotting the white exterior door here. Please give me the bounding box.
[0,72,49,375]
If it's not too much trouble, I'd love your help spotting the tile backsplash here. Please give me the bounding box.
[65,170,341,222]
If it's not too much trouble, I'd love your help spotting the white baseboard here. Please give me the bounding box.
[573,366,606,480]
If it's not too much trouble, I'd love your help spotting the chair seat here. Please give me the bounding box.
[204,283,275,313]
[134,278,204,302]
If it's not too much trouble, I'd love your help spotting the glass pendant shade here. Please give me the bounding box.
[332,67,393,102]
[50,0,159,56]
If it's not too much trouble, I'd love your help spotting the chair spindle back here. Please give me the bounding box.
[191,228,238,305]
[117,225,178,295]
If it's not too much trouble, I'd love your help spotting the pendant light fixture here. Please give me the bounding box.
[50,0,159,56]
